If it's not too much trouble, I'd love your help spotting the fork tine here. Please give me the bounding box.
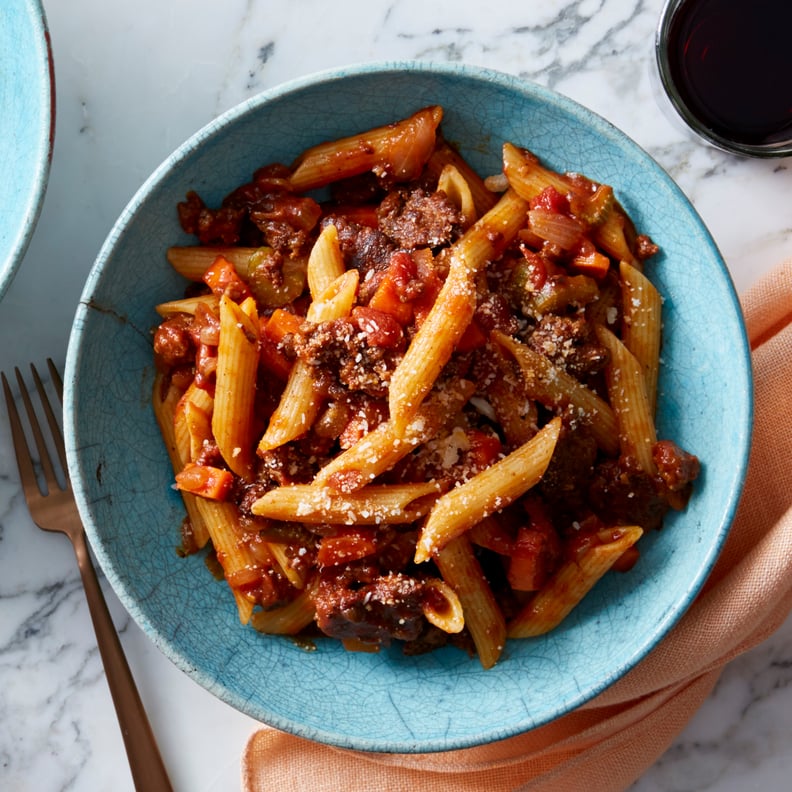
[2,371,40,497]
[31,361,68,475]
[14,366,63,495]
[47,357,64,405]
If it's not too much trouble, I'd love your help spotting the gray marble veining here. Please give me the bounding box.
[1,1,790,790]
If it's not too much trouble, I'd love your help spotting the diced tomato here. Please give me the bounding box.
[411,251,443,326]
[317,527,378,567]
[351,306,404,348]
[175,462,234,500]
[202,255,252,301]
[507,497,562,591]
[338,399,388,449]
[465,429,503,472]
[515,248,548,292]
[530,185,570,215]
[456,319,487,352]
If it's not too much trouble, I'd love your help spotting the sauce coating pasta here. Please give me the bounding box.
[152,107,700,667]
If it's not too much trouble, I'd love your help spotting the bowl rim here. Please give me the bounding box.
[0,0,56,300]
[65,59,754,752]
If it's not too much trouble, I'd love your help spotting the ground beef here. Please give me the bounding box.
[527,314,609,378]
[538,421,599,517]
[377,187,462,249]
[177,191,247,246]
[653,440,700,493]
[248,192,322,256]
[588,456,670,531]
[331,216,396,291]
[635,234,660,260]
[256,442,325,487]
[298,317,399,398]
[314,566,427,644]
[178,164,321,253]
[153,314,194,368]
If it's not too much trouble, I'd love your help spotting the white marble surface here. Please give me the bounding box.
[1,1,790,790]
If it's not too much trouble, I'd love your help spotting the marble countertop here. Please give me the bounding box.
[1,1,790,790]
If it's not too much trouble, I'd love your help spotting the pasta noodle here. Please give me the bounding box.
[151,106,700,667]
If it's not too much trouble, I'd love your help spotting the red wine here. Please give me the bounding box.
[665,0,792,146]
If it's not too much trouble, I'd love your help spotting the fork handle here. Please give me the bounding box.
[72,529,174,792]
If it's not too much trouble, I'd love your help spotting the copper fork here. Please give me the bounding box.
[2,360,173,792]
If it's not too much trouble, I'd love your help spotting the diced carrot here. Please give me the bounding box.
[175,462,235,500]
[368,274,413,325]
[317,528,378,567]
[202,255,252,301]
[259,309,302,379]
[570,240,611,280]
[262,308,303,343]
[368,251,417,325]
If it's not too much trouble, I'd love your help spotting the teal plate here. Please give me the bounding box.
[0,0,54,300]
[64,62,752,753]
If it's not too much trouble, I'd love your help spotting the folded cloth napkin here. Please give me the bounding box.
[242,261,792,792]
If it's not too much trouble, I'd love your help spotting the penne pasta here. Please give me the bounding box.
[507,526,644,638]
[492,330,620,456]
[436,163,477,226]
[155,293,219,318]
[435,535,506,669]
[306,223,346,298]
[167,245,261,281]
[415,417,561,563]
[250,482,442,525]
[152,108,700,663]
[502,142,639,266]
[251,579,318,635]
[152,374,211,550]
[289,106,444,192]
[213,293,259,479]
[166,245,307,307]
[426,134,499,217]
[257,269,359,452]
[620,260,663,415]
[192,498,258,624]
[388,189,528,431]
[312,378,476,491]
[595,324,658,474]
[420,578,465,635]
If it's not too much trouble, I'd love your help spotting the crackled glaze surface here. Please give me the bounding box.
[64,64,752,753]
[0,0,53,299]
[1,2,791,791]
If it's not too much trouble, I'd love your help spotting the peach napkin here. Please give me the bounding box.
[242,261,792,792]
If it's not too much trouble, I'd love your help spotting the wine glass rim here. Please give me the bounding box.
[654,0,792,158]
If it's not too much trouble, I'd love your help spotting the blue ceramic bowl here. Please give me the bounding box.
[64,62,752,752]
[0,0,54,300]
